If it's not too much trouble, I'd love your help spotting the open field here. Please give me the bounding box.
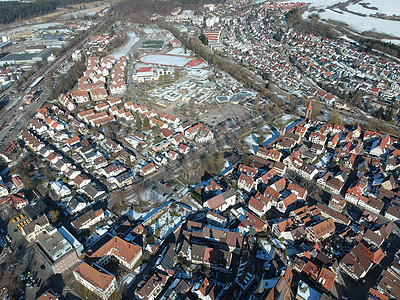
[197,103,250,127]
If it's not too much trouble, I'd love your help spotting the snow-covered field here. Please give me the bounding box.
[140,54,197,67]
[60,6,107,20]
[143,28,160,34]
[244,124,275,152]
[111,32,140,59]
[289,0,400,15]
[124,188,166,212]
[244,133,260,153]
[273,113,296,127]
[166,47,192,56]
[347,0,400,17]
[383,39,400,45]
[317,9,400,38]
[286,0,342,8]
[291,0,400,39]
[140,54,191,66]
[140,189,166,205]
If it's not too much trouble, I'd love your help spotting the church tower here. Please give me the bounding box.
[305,99,312,120]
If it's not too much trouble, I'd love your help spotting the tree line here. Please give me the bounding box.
[0,0,98,24]
[51,61,85,99]
[180,0,223,5]
[285,8,338,39]
[357,38,400,59]
[111,0,181,23]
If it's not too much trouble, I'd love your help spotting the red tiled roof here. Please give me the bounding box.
[74,262,114,291]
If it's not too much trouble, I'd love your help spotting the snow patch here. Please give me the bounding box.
[111,32,140,59]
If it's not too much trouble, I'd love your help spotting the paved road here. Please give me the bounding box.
[4,219,55,300]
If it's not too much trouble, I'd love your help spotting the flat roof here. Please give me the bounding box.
[0,48,52,63]
[36,230,73,262]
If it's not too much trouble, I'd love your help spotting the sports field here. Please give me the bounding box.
[139,40,164,49]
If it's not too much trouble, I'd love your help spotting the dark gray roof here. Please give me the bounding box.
[69,197,85,210]
[24,199,47,220]
[160,244,177,271]
[116,171,133,183]
[191,244,205,262]
[0,48,52,63]
[222,189,236,199]
[82,183,107,201]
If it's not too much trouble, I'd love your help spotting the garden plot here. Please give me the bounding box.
[150,205,188,239]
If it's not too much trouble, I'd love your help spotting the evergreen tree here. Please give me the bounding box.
[242,153,250,165]
[199,33,208,46]
[377,107,384,119]
[143,117,150,129]
[136,117,142,130]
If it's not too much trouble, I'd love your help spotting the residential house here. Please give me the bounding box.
[203,189,236,212]
[305,218,335,242]
[237,173,256,193]
[140,162,156,176]
[21,214,51,243]
[135,273,168,300]
[71,209,105,232]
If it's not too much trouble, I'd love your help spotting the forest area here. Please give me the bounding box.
[111,0,224,21]
[0,0,98,24]
[51,61,85,99]
[111,0,180,23]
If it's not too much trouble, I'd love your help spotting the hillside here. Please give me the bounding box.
[288,0,400,40]
[0,0,99,24]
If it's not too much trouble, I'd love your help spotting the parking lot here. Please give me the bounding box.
[197,103,250,127]
[5,218,54,299]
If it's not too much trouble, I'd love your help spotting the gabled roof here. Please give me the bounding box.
[317,267,336,291]
[88,235,141,265]
[206,193,225,210]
